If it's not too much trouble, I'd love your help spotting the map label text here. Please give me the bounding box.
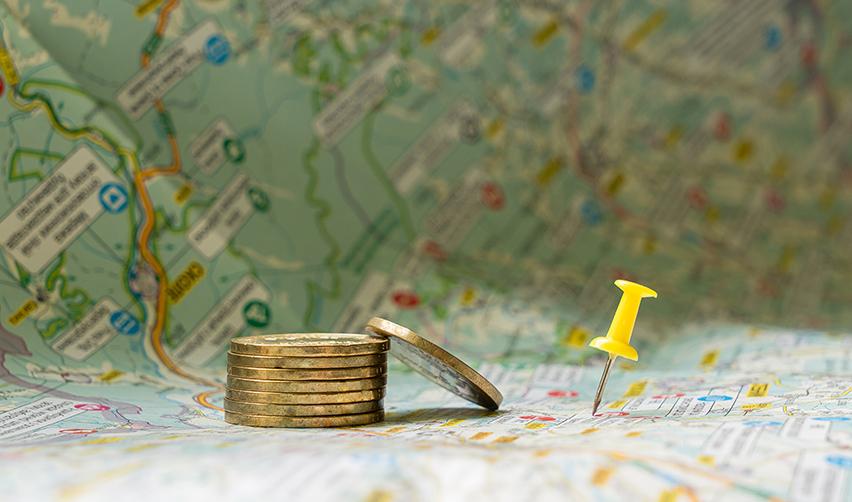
[0,146,122,273]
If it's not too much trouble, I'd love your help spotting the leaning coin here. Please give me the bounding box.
[231,333,389,357]
[228,365,385,381]
[227,352,386,369]
[365,317,502,411]
[227,375,386,393]
[224,410,384,428]
[224,398,383,417]
[225,387,385,405]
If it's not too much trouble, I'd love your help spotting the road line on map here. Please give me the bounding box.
[301,140,342,327]
[129,0,225,400]
[4,18,220,410]
[194,389,224,411]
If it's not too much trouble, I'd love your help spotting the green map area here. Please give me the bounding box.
[0,1,851,500]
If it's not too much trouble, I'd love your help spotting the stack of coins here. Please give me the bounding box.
[224,333,389,428]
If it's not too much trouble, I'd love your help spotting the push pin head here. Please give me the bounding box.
[589,280,657,361]
[589,280,657,415]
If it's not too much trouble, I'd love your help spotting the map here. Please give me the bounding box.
[0,0,850,500]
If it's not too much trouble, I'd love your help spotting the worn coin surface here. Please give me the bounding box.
[227,364,385,381]
[225,387,385,405]
[227,375,387,393]
[224,398,383,417]
[365,317,502,410]
[224,410,385,428]
[230,333,389,357]
[227,352,386,369]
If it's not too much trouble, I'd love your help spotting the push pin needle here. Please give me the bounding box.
[589,280,657,415]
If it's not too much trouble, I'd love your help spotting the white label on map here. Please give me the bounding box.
[477,364,512,386]
[313,52,400,145]
[391,101,476,194]
[0,398,84,441]
[0,146,122,273]
[424,170,485,249]
[438,2,495,68]
[531,365,583,386]
[702,423,761,463]
[790,452,847,502]
[174,275,270,366]
[668,397,703,417]
[188,174,253,259]
[333,272,393,332]
[623,396,672,413]
[190,118,235,174]
[781,417,831,441]
[666,392,737,417]
[478,365,535,399]
[51,298,120,361]
[265,0,310,26]
[117,20,219,119]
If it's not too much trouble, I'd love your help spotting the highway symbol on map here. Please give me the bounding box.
[99,183,128,213]
[248,187,269,211]
[243,300,270,328]
[205,34,230,65]
[576,65,595,93]
[110,310,141,336]
[826,456,852,468]
[223,138,245,162]
[697,395,732,402]
[385,65,410,96]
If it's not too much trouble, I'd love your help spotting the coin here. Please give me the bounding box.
[224,398,383,417]
[228,364,386,381]
[227,351,386,369]
[224,410,384,428]
[230,333,389,357]
[365,317,502,411]
[225,387,385,405]
[227,375,387,393]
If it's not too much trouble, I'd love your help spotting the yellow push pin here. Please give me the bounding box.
[589,279,657,415]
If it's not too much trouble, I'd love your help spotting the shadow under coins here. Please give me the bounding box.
[380,407,503,426]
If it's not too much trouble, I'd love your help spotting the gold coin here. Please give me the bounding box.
[227,352,386,369]
[230,333,389,357]
[365,317,503,411]
[224,398,383,417]
[228,364,385,381]
[224,410,384,428]
[225,387,385,405]
[227,375,386,393]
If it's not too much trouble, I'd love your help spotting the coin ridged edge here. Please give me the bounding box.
[365,317,503,410]
[225,387,385,405]
[226,375,387,393]
[227,364,386,381]
[230,333,390,357]
[223,397,383,416]
[224,410,385,428]
[227,351,387,369]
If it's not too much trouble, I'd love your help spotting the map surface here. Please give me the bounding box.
[0,1,851,500]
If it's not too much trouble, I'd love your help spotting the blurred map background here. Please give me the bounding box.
[0,1,851,500]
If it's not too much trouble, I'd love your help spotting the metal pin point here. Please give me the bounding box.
[588,280,657,415]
